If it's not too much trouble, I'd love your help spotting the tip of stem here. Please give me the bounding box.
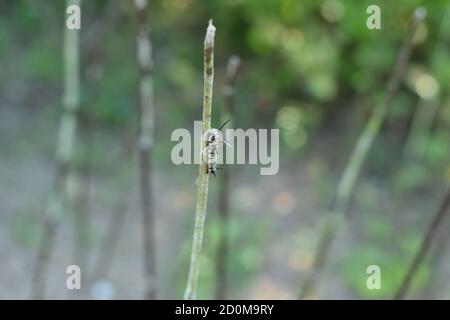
[134,0,148,10]
[204,19,216,48]
[226,55,241,76]
[413,7,427,22]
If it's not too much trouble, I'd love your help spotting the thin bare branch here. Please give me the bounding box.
[184,19,216,300]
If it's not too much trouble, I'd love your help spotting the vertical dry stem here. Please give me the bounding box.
[184,20,216,300]
[31,0,81,299]
[216,55,240,300]
[395,187,450,299]
[134,0,157,300]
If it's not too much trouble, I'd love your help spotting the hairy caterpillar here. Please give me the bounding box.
[203,119,231,177]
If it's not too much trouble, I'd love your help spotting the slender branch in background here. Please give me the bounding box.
[216,55,240,300]
[404,6,450,290]
[403,5,450,161]
[184,20,216,300]
[92,198,128,282]
[299,8,426,299]
[395,187,450,299]
[73,1,122,290]
[134,0,157,300]
[69,117,93,298]
[68,6,120,277]
[90,127,135,286]
[403,99,438,160]
[421,216,450,298]
[31,0,81,299]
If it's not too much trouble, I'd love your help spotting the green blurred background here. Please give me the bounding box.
[0,0,449,299]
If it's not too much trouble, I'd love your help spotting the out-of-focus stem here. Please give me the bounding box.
[70,118,92,298]
[92,198,128,281]
[216,55,240,300]
[395,187,450,299]
[300,8,426,299]
[184,20,216,300]
[134,0,157,300]
[31,0,81,300]
[90,131,134,286]
[403,5,450,161]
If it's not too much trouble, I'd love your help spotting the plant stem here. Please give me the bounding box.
[300,8,426,299]
[421,216,450,298]
[91,131,134,285]
[70,118,92,298]
[134,0,157,300]
[403,4,450,161]
[394,187,450,299]
[92,197,127,281]
[184,20,216,300]
[216,55,240,300]
[31,0,81,299]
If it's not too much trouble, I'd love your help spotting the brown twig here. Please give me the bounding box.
[216,55,240,300]
[395,187,450,299]
[91,198,128,282]
[89,129,135,288]
[70,117,93,298]
[134,0,157,299]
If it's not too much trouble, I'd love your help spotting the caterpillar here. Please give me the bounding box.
[203,119,231,177]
